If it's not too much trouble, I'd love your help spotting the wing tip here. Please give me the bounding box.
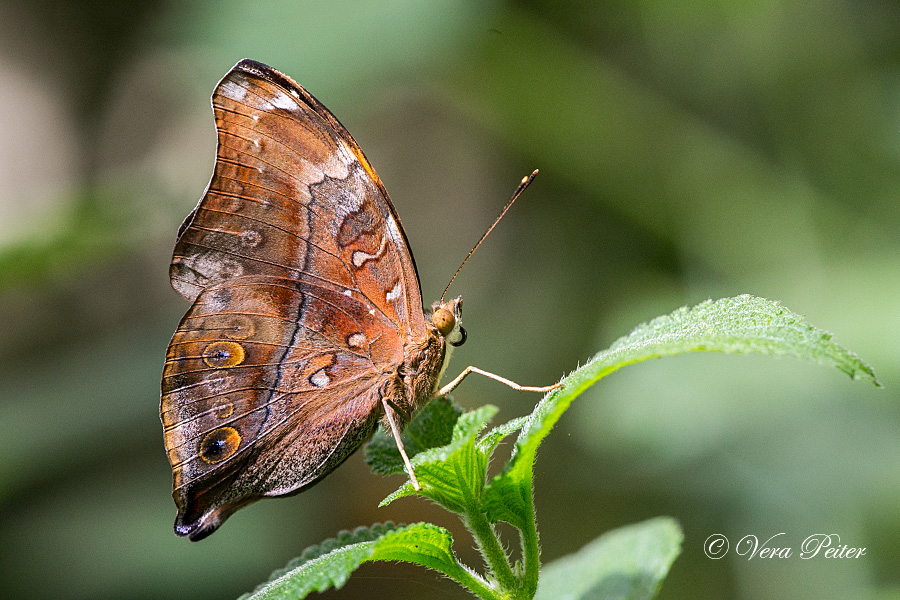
[232,58,270,76]
[173,486,258,541]
[229,58,305,98]
[174,510,225,542]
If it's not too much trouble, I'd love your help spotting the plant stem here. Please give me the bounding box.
[465,508,518,593]
[520,472,541,598]
[442,560,503,600]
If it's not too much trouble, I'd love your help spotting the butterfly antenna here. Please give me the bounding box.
[441,169,538,303]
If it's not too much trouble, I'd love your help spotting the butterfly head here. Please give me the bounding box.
[431,296,466,347]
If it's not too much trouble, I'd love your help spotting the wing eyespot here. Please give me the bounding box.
[202,341,246,368]
[199,427,241,464]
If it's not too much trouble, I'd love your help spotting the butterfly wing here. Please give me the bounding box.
[162,276,401,540]
[161,60,426,539]
[170,59,425,335]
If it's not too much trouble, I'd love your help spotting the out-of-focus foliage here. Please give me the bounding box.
[534,517,683,600]
[0,1,896,599]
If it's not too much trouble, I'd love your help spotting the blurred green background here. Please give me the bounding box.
[1,1,897,598]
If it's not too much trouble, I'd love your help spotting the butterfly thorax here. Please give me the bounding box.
[383,326,445,429]
[381,296,463,429]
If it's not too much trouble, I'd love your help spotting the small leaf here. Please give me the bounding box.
[238,523,400,600]
[240,523,481,600]
[534,517,683,600]
[379,480,418,507]
[368,523,467,580]
[481,472,531,531]
[484,295,880,525]
[477,415,528,456]
[275,522,398,578]
[450,404,498,443]
[366,396,462,475]
[380,405,498,513]
[474,417,531,530]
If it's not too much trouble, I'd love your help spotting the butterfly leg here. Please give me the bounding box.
[437,366,562,397]
[381,398,421,491]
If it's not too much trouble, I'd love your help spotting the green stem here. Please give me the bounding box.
[520,472,541,598]
[466,507,518,592]
[440,559,503,600]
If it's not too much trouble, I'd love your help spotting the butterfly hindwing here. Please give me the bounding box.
[161,275,403,539]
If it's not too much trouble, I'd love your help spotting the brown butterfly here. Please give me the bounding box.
[161,59,557,541]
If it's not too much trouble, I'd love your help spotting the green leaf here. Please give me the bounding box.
[534,517,683,600]
[451,404,499,442]
[484,295,880,525]
[477,416,528,456]
[238,522,399,600]
[241,523,488,600]
[380,405,498,513]
[367,523,469,580]
[472,418,531,531]
[600,295,879,382]
[365,396,462,475]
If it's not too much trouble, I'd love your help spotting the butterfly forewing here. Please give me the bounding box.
[169,60,424,335]
[162,59,433,540]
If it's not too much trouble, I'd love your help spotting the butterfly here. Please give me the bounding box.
[161,59,557,541]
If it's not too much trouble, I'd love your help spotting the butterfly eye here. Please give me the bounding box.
[432,308,456,336]
[449,326,467,347]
